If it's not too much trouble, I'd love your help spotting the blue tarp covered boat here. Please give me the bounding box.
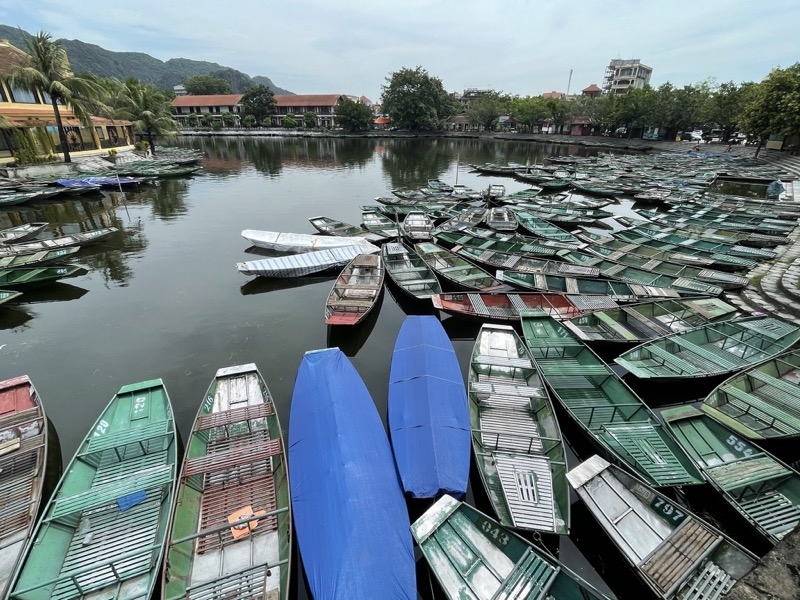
[289,348,415,599]
[389,316,470,498]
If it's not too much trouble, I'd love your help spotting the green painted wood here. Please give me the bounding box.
[521,313,702,488]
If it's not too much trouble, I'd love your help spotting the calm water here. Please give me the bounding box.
[1,137,648,598]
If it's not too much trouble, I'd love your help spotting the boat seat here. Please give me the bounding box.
[677,560,735,600]
[0,406,41,430]
[196,403,274,431]
[185,437,281,479]
[328,299,375,308]
[539,363,610,377]
[187,563,283,600]
[643,344,703,375]
[474,354,534,370]
[673,338,745,370]
[640,519,721,596]
[739,490,800,541]
[748,371,800,413]
[48,464,173,521]
[471,381,547,401]
[721,385,800,432]
[493,548,556,599]
[479,408,542,453]
[79,420,171,459]
[706,455,791,497]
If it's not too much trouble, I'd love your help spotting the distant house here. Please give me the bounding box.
[173,84,187,97]
[373,116,391,130]
[570,117,593,136]
[541,91,566,99]
[581,84,602,98]
[273,94,345,128]
[0,39,133,164]
[171,94,244,125]
[447,115,481,132]
[603,59,653,94]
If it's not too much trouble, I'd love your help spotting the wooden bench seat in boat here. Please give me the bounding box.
[644,344,704,375]
[184,438,282,478]
[721,385,800,432]
[705,456,791,497]
[639,519,721,597]
[0,405,41,430]
[186,563,286,600]
[196,403,274,431]
[672,338,745,370]
[473,354,533,369]
[747,370,800,412]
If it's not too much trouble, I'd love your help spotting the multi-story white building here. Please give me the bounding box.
[602,59,653,94]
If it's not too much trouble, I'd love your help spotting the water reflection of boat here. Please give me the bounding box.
[326,295,382,357]
[439,315,482,341]
[239,275,334,295]
[17,282,89,304]
[0,306,33,330]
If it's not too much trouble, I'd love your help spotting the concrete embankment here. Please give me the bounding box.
[725,525,800,599]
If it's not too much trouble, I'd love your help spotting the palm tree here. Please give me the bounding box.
[6,31,108,163]
[114,80,177,157]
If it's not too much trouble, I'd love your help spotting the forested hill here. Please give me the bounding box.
[0,25,292,94]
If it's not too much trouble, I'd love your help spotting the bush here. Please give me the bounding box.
[135,141,150,151]
[221,112,235,127]
[186,113,200,127]
[259,116,272,127]
[283,114,297,128]
[211,120,223,131]
[242,115,256,128]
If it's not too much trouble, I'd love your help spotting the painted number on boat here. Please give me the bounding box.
[651,497,687,526]
[477,517,510,547]
[131,395,148,419]
[726,434,755,457]
[93,419,109,437]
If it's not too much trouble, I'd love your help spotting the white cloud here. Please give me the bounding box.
[6,0,798,100]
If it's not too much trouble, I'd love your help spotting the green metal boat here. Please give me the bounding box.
[381,242,441,300]
[562,298,741,346]
[411,495,615,600]
[509,210,584,247]
[567,455,757,600]
[452,245,600,278]
[520,313,703,487]
[661,405,800,546]
[500,270,682,303]
[415,242,504,292]
[0,223,48,245]
[8,379,177,600]
[623,224,778,260]
[0,265,85,290]
[468,324,569,535]
[701,349,800,440]
[434,230,559,258]
[308,215,386,243]
[614,316,800,381]
[0,290,22,305]
[0,247,81,269]
[163,364,290,600]
[360,209,400,238]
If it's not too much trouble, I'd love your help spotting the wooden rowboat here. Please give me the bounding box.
[308,215,387,243]
[9,379,177,600]
[484,206,518,231]
[469,324,570,534]
[388,316,470,498]
[289,349,415,599]
[562,298,741,347]
[451,245,601,278]
[324,253,384,325]
[411,495,614,600]
[237,243,379,278]
[400,211,434,242]
[360,210,400,238]
[162,364,290,600]
[701,349,800,441]
[521,313,703,487]
[661,405,800,547]
[241,229,369,253]
[432,291,616,322]
[0,266,85,290]
[0,228,118,257]
[615,316,800,381]
[0,290,23,305]
[381,242,441,300]
[499,270,682,302]
[567,455,757,600]
[0,247,81,269]
[0,376,48,599]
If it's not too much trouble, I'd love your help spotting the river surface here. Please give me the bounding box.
[1,137,655,598]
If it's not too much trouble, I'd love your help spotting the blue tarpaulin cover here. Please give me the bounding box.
[289,348,415,600]
[389,316,470,498]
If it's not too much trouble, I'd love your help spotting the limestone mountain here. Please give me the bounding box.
[0,24,292,94]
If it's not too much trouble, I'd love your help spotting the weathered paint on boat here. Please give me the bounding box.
[661,405,800,547]
[381,242,441,300]
[468,324,570,534]
[520,313,703,487]
[0,265,85,290]
[431,291,614,323]
[416,242,504,292]
[702,349,800,440]
[567,455,758,600]
[162,364,290,600]
[324,254,384,325]
[0,376,47,599]
[411,495,614,600]
[9,379,177,600]
[615,316,800,380]
[237,243,379,278]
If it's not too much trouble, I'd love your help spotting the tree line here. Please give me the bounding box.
[379,64,800,146]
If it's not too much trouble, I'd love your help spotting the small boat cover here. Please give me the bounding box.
[289,348,415,599]
[389,316,470,498]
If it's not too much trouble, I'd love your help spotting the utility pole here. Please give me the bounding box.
[566,69,573,96]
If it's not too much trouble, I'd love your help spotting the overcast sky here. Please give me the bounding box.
[3,0,797,101]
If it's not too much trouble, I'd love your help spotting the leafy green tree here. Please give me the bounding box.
[259,116,272,127]
[113,79,177,156]
[201,113,215,127]
[221,112,236,127]
[184,74,231,95]
[241,84,276,123]
[186,113,199,127]
[465,91,510,131]
[381,66,457,131]
[334,98,373,131]
[545,97,571,133]
[741,63,800,148]
[7,31,108,163]
[701,81,746,141]
[304,111,317,128]
[569,94,602,128]
[242,114,256,127]
[283,114,296,128]
[509,96,548,132]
